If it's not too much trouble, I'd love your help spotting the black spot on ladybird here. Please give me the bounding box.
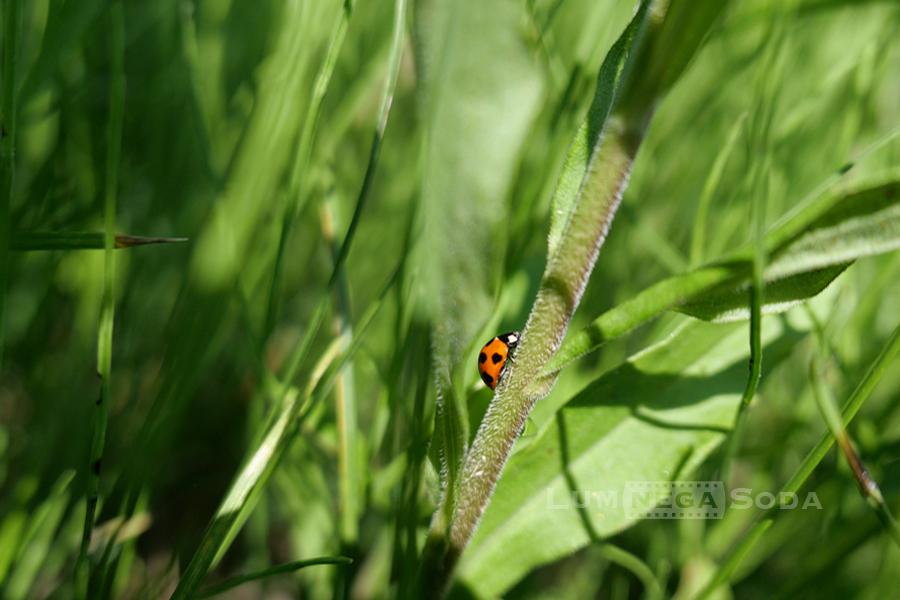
[479,352,487,364]
[492,353,503,364]
[480,372,494,386]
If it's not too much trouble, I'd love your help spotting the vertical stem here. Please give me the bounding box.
[0,0,23,370]
[75,4,126,597]
[320,201,359,549]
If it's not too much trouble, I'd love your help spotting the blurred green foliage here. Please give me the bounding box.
[2,0,900,599]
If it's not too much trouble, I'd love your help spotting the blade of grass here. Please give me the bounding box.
[10,231,187,250]
[0,0,23,370]
[692,316,900,600]
[74,5,125,598]
[169,340,344,600]
[690,113,746,268]
[4,472,75,600]
[195,557,353,599]
[274,0,405,391]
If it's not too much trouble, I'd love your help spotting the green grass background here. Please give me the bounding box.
[2,0,900,599]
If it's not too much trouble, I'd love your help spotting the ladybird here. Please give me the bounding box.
[477,332,520,390]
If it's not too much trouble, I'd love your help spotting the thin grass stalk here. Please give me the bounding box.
[692,317,900,600]
[275,0,406,392]
[810,359,900,549]
[719,119,774,488]
[169,339,344,600]
[74,5,126,599]
[701,11,783,488]
[320,201,360,550]
[0,0,23,370]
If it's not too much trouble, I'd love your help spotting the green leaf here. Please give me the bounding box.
[545,173,900,372]
[768,175,900,279]
[679,174,900,322]
[676,264,851,322]
[455,317,796,598]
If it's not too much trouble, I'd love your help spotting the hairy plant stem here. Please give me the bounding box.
[419,2,731,596]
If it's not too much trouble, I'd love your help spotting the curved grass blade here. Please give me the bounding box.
[196,557,352,599]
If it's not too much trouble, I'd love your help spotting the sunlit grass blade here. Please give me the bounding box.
[196,557,353,599]
[10,231,187,250]
[320,201,360,551]
[4,472,75,600]
[169,265,401,600]
[169,341,344,600]
[274,0,405,390]
[265,0,356,338]
[74,5,125,598]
